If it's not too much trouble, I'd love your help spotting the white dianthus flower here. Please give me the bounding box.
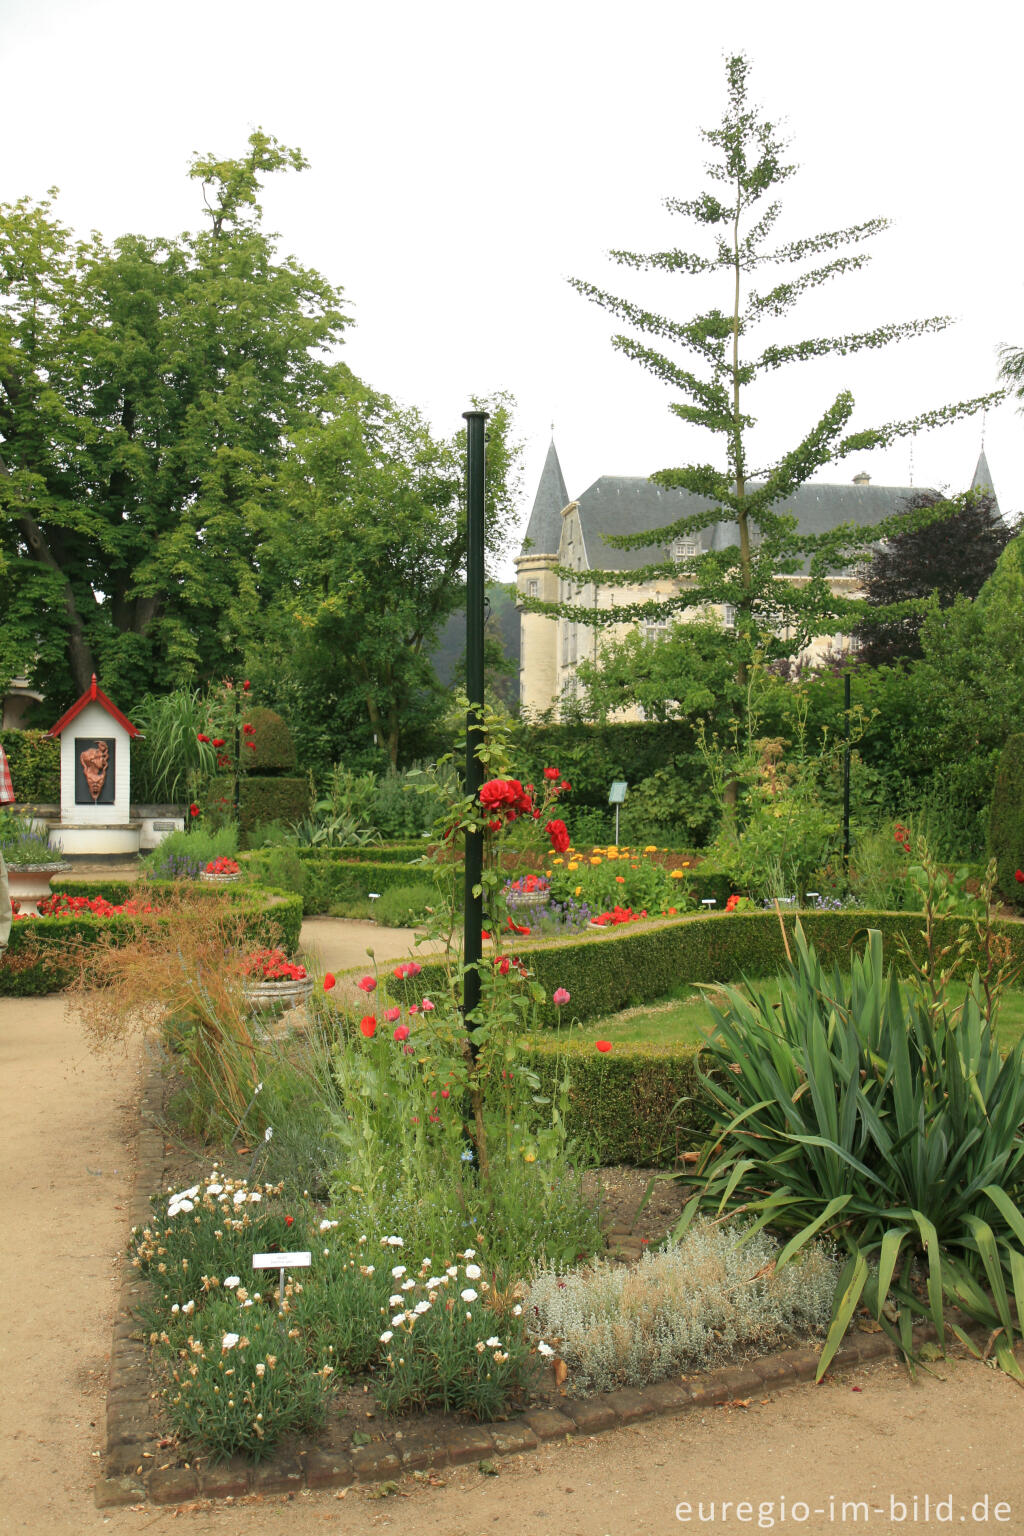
[485,1336,501,1348]
[460,1288,478,1303]
[464,1263,482,1280]
[537,1341,554,1357]
[379,1330,393,1344]
[221,1332,240,1351]
[391,1265,407,1278]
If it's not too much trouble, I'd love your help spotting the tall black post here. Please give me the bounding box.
[462,409,488,1039]
[842,670,852,873]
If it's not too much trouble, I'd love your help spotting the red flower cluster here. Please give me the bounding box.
[205,856,240,874]
[495,955,527,977]
[242,947,307,981]
[479,777,534,830]
[893,822,912,853]
[591,905,646,927]
[33,892,158,919]
[724,894,741,912]
[1015,869,1024,885]
[507,872,547,893]
[545,818,570,854]
[242,723,255,736]
[392,961,422,980]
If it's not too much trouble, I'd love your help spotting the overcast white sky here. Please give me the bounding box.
[4,0,1022,577]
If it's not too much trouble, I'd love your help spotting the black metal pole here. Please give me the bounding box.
[842,670,851,874]
[462,410,488,1038]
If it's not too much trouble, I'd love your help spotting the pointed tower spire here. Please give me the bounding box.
[520,438,570,556]
[970,448,1000,516]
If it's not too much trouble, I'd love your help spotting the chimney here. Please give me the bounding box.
[852,472,870,486]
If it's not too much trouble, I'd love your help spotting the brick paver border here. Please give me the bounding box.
[94,1066,969,1509]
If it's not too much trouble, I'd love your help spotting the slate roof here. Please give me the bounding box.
[572,476,927,574]
[519,439,570,556]
[970,449,1000,515]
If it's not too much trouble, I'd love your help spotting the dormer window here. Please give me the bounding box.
[671,537,700,562]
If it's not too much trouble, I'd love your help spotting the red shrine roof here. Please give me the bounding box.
[47,675,141,739]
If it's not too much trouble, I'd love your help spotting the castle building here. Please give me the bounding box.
[515,441,999,718]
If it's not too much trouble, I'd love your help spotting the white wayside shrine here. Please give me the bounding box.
[46,675,143,859]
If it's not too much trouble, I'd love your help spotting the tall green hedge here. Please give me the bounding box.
[1,882,302,996]
[243,706,297,773]
[0,730,60,802]
[989,733,1024,906]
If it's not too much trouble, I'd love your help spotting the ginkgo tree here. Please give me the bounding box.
[531,54,1002,679]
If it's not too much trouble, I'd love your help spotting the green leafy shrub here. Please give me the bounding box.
[680,921,1024,1380]
[373,882,438,926]
[989,733,1024,907]
[0,729,59,801]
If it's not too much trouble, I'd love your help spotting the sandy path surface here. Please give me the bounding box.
[3,945,1024,1535]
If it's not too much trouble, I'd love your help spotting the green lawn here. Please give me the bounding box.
[572,978,1024,1055]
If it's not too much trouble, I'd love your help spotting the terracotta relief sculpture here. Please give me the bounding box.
[79,740,110,802]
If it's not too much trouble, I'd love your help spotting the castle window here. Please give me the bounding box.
[722,604,736,629]
[671,537,700,562]
[643,618,671,644]
[527,579,538,598]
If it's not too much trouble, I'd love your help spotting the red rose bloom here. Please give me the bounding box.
[543,766,560,781]
[545,818,570,854]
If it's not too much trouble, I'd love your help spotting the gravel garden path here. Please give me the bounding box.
[4,919,1024,1535]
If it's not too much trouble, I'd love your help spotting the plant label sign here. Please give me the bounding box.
[252,1250,311,1305]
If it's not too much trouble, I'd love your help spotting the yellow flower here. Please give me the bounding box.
[670,869,684,879]
[590,856,602,866]
[606,848,619,860]
[574,886,582,896]
[523,1150,537,1163]
[615,875,625,883]
[567,861,579,871]
[644,845,658,853]
[552,857,564,866]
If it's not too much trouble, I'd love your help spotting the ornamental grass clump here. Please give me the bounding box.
[678,851,1024,1381]
[528,1219,840,1396]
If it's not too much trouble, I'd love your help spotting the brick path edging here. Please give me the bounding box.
[93,1067,955,1510]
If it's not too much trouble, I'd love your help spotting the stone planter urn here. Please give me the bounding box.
[242,974,314,1015]
[7,861,73,916]
[200,871,242,886]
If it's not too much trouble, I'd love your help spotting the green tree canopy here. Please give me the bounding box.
[0,132,349,711]
[254,382,521,767]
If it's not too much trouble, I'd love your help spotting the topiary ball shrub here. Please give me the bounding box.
[989,732,1024,906]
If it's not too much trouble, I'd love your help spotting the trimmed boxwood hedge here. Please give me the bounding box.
[523,1038,711,1167]
[1,881,303,997]
[243,851,435,915]
[0,729,60,802]
[208,776,312,838]
[405,908,1024,1030]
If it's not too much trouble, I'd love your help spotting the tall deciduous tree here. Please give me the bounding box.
[854,488,1015,666]
[535,54,1000,674]
[257,381,521,768]
[0,132,349,710]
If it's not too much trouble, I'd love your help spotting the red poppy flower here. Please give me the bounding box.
[393,1024,410,1042]
[357,975,377,992]
[323,973,336,991]
[359,1016,377,1038]
[284,1215,294,1227]
[595,1040,612,1053]
[189,803,200,817]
